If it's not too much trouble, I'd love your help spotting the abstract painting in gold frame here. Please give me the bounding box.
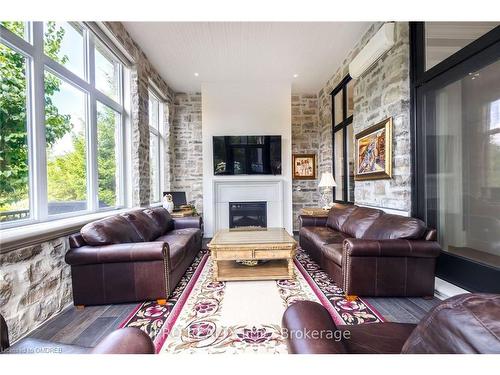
[354,117,393,181]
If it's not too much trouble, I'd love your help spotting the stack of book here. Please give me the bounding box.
[171,205,196,218]
[300,207,330,216]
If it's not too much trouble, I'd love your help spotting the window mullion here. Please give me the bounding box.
[94,90,122,113]
[31,22,48,221]
[116,64,126,207]
[121,66,132,208]
[157,132,162,198]
[87,32,98,212]
[0,24,35,56]
[342,86,348,203]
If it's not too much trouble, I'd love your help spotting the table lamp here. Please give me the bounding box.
[318,172,336,210]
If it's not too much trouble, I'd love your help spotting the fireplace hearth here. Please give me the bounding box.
[229,201,267,228]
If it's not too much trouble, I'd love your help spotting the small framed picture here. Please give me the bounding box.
[355,117,393,181]
[292,154,316,180]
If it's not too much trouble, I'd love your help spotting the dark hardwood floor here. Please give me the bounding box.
[21,237,441,347]
[364,296,441,323]
[28,303,137,348]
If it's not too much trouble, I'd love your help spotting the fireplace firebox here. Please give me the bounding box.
[229,202,267,228]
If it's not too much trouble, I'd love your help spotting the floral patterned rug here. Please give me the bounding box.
[119,248,384,354]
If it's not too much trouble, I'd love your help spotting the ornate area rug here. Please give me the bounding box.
[119,249,384,354]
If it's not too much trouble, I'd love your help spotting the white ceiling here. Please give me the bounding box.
[122,22,371,93]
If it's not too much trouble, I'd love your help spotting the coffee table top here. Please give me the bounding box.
[208,227,296,247]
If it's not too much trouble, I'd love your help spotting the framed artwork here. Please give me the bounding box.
[292,154,316,180]
[354,117,393,180]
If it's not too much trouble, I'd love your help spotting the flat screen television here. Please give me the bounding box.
[213,135,282,175]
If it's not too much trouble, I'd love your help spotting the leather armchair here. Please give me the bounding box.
[282,293,500,354]
[299,204,440,297]
[1,314,155,354]
[65,207,202,306]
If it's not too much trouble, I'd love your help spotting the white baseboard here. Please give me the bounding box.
[434,277,470,300]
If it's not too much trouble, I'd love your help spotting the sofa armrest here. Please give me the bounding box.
[344,238,441,258]
[0,314,9,352]
[299,215,328,228]
[65,242,169,266]
[173,216,202,230]
[282,301,347,354]
[91,327,155,354]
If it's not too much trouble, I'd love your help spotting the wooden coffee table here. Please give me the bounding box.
[207,227,297,281]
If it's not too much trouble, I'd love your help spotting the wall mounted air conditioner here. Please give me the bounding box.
[348,22,395,79]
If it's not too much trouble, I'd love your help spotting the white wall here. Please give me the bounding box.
[201,82,292,237]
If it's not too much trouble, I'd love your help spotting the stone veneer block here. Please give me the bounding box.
[0,238,72,342]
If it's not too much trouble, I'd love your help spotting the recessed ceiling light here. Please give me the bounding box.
[194,72,199,77]
[293,74,299,78]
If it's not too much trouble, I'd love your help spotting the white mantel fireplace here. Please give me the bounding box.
[212,179,284,233]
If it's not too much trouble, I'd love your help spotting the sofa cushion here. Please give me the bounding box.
[81,215,143,246]
[299,226,349,247]
[143,207,174,234]
[326,204,357,231]
[321,242,343,266]
[340,207,384,238]
[122,210,162,242]
[362,214,427,240]
[157,228,201,269]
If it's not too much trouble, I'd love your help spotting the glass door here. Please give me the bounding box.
[423,60,500,268]
[413,24,500,292]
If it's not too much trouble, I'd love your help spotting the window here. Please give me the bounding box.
[96,102,121,208]
[0,22,126,227]
[0,43,30,222]
[44,71,88,215]
[148,90,164,203]
[95,38,120,101]
[43,22,85,79]
[425,22,499,71]
[1,21,30,41]
[411,23,500,292]
[331,76,355,203]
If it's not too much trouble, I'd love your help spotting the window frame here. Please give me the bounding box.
[148,89,164,204]
[330,75,354,204]
[0,22,128,229]
[410,22,500,293]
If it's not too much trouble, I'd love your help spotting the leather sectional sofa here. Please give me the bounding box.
[65,207,202,306]
[282,293,500,354]
[299,204,441,297]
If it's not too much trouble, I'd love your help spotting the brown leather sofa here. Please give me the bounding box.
[0,314,155,354]
[299,204,441,297]
[282,293,500,354]
[65,207,202,306]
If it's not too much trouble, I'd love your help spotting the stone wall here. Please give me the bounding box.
[318,22,412,213]
[291,94,320,231]
[0,238,72,342]
[171,93,204,214]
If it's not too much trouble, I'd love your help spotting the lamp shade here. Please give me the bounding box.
[318,172,336,188]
